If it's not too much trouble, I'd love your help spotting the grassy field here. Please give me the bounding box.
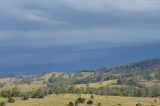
[76,80,117,88]
[0,77,46,92]
[140,80,160,87]
[0,94,159,106]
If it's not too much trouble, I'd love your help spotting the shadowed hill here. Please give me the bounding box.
[96,58,160,74]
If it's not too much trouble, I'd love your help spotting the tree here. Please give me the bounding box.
[32,88,48,98]
[1,90,12,98]
[144,71,153,81]
[68,86,76,94]
[151,85,160,97]
[12,87,21,97]
[50,83,68,95]
[91,95,94,99]
[155,72,160,80]
[137,88,146,97]
[117,78,128,85]
[8,97,15,103]
[22,93,29,100]
[128,78,139,86]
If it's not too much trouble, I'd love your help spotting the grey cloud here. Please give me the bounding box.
[9,0,160,13]
[0,0,160,32]
[1,0,160,22]
[0,1,64,25]
[0,0,160,73]
[66,0,160,13]
[0,27,160,49]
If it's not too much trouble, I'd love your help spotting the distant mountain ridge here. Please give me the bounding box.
[96,58,160,74]
[1,58,160,76]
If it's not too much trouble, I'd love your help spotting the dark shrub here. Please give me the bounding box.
[8,97,15,103]
[69,102,74,106]
[39,95,44,99]
[87,100,93,105]
[91,95,94,99]
[76,97,86,103]
[118,103,122,105]
[0,102,6,106]
[136,103,143,106]
[98,103,102,106]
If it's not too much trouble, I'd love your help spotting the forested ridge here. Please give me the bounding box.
[0,58,160,106]
[96,58,160,73]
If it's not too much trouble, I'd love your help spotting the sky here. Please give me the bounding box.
[0,0,160,74]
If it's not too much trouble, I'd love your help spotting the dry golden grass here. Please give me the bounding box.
[0,73,49,92]
[40,73,53,81]
[140,80,160,87]
[76,80,117,88]
[0,77,46,92]
[0,94,159,106]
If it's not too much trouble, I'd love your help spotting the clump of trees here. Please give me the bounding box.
[32,88,48,98]
[0,87,48,105]
[0,83,5,88]
[12,76,34,85]
[12,87,21,97]
[76,97,86,103]
[68,95,96,106]
[117,77,139,86]
[1,87,21,98]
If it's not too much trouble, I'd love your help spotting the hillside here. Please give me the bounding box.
[96,58,160,73]
[0,58,160,91]
[0,59,159,106]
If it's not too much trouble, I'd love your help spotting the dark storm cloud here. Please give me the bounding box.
[0,0,160,73]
